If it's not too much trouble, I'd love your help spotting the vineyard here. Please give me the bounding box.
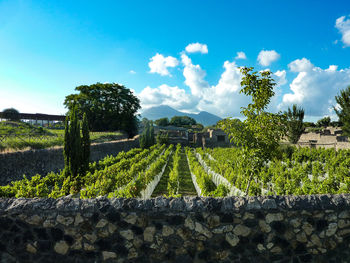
[0,144,350,198]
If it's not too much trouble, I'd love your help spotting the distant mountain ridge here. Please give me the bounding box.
[141,105,222,126]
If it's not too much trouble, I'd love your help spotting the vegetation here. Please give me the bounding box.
[285,104,305,144]
[140,120,155,149]
[218,67,286,194]
[155,117,170,126]
[64,82,140,138]
[1,108,20,121]
[170,116,196,127]
[316,116,331,127]
[334,85,350,137]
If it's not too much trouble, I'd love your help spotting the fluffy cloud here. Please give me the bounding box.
[257,50,280,66]
[181,54,210,97]
[235,51,247,60]
[274,70,287,87]
[138,84,198,111]
[185,43,208,54]
[335,15,350,47]
[288,58,314,72]
[280,58,350,116]
[148,53,179,76]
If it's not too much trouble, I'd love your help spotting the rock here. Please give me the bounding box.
[54,241,69,255]
[233,224,251,237]
[257,244,265,251]
[26,243,37,254]
[133,237,143,248]
[246,199,261,210]
[207,215,220,228]
[212,225,233,234]
[71,238,82,250]
[267,243,274,249]
[102,251,117,260]
[271,246,282,253]
[339,211,350,219]
[144,226,156,242]
[290,218,301,228]
[259,220,271,233]
[296,232,307,243]
[26,215,42,225]
[83,243,95,251]
[310,234,322,247]
[162,225,174,237]
[84,233,97,243]
[339,229,350,236]
[124,214,138,225]
[302,222,314,236]
[108,223,117,234]
[57,215,74,226]
[97,228,109,238]
[120,230,134,240]
[262,199,277,209]
[195,222,212,238]
[266,213,283,224]
[225,233,239,247]
[243,212,255,220]
[326,223,338,237]
[43,219,56,228]
[184,217,195,230]
[338,219,350,229]
[128,248,138,259]
[96,219,108,228]
[74,213,84,226]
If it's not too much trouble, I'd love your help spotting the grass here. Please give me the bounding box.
[151,151,174,197]
[0,121,124,152]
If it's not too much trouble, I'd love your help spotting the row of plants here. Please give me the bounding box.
[185,147,229,197]
[167,144,182,196]
[108,144,174,198]
[202,146,350,196]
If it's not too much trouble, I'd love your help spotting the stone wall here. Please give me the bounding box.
[0,195,350,262]
[0,137,139,185]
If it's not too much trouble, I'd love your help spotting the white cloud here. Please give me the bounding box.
[288,58,314,72]
[181,53,210,97]
[235,51,247,60]
[257,50,280,66]
[138,84,198,111]
[335,15,350,47]
[280,60,350,116]
[185,43,208,54]
[148,53,179,76]
[274,70,287,87]
[129,70,136,74]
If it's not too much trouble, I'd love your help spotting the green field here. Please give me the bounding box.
[0,121,123,152]
[1,143,349,199]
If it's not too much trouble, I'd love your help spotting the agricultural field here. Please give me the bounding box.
[0,143,349,199]
[0,121,123,152]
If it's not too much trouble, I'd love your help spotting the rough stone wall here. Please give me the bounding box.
[0,138,139,185]
[0,195,350,262]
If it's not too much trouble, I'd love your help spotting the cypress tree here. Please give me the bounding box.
[63,115,71,177]
[81,113,90,175]
[68,107,81,180]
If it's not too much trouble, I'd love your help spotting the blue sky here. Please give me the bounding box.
[0,0,350,121]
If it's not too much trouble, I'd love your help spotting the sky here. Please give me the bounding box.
[0,0,350,122]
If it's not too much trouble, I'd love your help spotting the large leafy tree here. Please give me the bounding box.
[285,104,305,144]
[218,67,286,194]
[155,117,170,126]
[2,108,20,121]
[334,85,350,136]
[170,116,196,127]
[64,83,141,137]
[316,116,331,128]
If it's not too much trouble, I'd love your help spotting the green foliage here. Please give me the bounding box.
[218,67,286,193]
[140,120,155,149]
[285,104,305,144]
[2,108,20,121]
[156,132,169,145]
[316,116,331,127]
[170,116,196,127]
[63,107,90,193]
[64,82,140,137]
[334,86,350,137]
[167,144,181,196]
[155,117,170,126]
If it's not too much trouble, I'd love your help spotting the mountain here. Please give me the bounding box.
[141,105,222,126]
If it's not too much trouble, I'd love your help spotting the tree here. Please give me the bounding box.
[334,86,350,136]
[285,104,305,144]
[64,83,141,137]
[140,120,155,149]
[2,108,20,121]
[316,116,331,127]
[155,117,170,127]
[170,116,196,127]
[218,67,286,194]
[63,107,90,193]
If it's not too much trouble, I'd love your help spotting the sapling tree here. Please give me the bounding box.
[218,67,286,195]
[285,104,305,144]
[334,85,350,137]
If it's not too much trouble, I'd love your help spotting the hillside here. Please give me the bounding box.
[141,105,222,126]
